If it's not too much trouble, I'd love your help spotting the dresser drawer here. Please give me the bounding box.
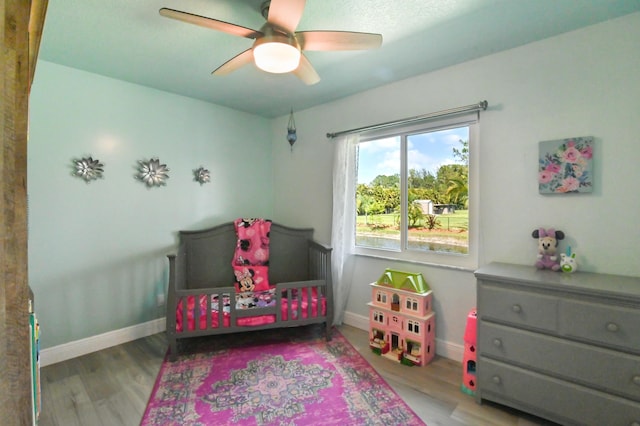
[478,282,558,332]
[479,358,640,426]
[479,322,640,401]
[559,299,640,353]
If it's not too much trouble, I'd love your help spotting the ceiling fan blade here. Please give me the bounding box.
[292,53,320,85]
[266,0,306,33]
[212,49,254,75]
[297,31,382,51]
[159,8,262,39]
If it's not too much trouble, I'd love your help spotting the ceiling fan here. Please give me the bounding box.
[159,0,382,85]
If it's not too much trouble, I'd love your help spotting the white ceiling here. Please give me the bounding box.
[38,0,640,118]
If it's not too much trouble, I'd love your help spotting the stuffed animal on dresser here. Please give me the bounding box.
[532,228,565,271]
[560,246,578,273]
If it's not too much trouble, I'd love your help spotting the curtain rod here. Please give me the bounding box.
[326,100,488,139]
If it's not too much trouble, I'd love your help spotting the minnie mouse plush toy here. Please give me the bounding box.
[532,228,565,271]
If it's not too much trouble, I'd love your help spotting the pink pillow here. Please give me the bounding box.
[233,265,270,292]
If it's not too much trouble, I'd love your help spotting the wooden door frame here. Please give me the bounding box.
[1,1,48,424]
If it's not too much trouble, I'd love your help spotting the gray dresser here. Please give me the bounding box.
[475,262,640,426]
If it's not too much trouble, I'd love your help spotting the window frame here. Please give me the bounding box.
[353,113,479,270]
[373,311,385,323]
[408,319,420,334]
[406,297,418,311]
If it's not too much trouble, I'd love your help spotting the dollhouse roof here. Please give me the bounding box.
[376,269,430,294]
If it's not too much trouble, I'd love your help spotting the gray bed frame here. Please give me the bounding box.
[166,221,333,361]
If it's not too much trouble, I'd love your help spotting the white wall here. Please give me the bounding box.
[29,62,273,348]
[272,13,640,357]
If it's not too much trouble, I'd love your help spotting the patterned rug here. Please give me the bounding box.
[141,326,425,425]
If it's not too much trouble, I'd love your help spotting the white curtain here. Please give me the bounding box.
[331,134,359,325]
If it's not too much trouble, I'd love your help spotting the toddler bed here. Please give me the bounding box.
[166,219,333,360]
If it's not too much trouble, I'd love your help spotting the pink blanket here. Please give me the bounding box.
[232,218,272,292]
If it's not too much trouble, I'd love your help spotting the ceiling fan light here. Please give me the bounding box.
[253,37,301,74]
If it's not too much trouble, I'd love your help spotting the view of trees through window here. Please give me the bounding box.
[356,125,470,254]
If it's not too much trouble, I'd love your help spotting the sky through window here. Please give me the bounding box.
[357,127,469,185]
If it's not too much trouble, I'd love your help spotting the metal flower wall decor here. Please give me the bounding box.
[73,156,104,182]
[193,167,211,185]
[69,157,213,186]
[137,158,170,187]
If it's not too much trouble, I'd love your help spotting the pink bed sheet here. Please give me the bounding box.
[176,289,327,332]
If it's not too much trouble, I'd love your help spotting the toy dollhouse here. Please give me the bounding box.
[368,269,435,366]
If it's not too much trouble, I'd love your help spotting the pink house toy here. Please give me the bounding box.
[368,268,436,366]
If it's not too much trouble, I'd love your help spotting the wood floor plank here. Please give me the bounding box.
[77,353,122,403]
[388,379,465,426]
[43,374,101,426]
[38,325,558,426]
[92,396,130,426]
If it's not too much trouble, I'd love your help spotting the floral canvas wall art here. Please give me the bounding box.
[538,136,593,194]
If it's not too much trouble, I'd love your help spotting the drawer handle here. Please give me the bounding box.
[606,322,619,332]
[492,375,502,385]
[633,376,640,386]
[511,304,522,313]
[493,338,502,348]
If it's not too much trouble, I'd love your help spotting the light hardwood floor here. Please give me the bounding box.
[38,325,556,426]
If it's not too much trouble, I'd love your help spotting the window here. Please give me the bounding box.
[406,297,418,311]
[408,320,420,334]
[391,293,400,311]
[376,291,387,304]
[373,311,385,323]
[354,114,478,268]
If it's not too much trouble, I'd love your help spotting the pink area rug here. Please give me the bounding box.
[141,326,425,425]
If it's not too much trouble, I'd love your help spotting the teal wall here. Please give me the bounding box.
[28,61,273,348]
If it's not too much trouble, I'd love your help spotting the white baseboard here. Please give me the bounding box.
[342,310,370,330]
[341,310,464,362]
[40,318,166,367]
[40,312,464,367]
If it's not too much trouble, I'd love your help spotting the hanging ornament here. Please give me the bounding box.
[286,108,297,151]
